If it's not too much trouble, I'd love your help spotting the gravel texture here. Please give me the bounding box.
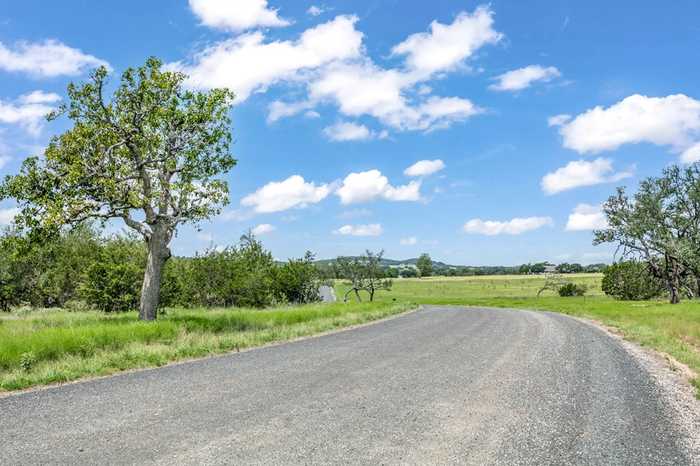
[1,306,697,465]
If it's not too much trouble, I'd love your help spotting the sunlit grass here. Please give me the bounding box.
[0,301,412,392]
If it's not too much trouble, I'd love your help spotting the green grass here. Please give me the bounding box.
[0,301,412,392]
[338,274,700,393]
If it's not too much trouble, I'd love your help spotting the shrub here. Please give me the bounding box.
[274,252,323,304]
[558,282,587,297]
[602,261,665,300]
[82,236,145,312]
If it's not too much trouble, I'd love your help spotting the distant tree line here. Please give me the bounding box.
[318,259,606,279]
[0,225,326,312]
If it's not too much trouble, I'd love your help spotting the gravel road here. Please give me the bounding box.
[1,306,697,465]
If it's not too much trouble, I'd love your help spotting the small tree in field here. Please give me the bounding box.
[416,253,433,277]
[0,57,235,320]
[338,250,392,302]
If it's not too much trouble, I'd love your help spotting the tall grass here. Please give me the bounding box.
[0,301,412,392]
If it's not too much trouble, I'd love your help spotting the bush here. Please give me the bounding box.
[82,236,145,312]
[274,252,323,304]
[558,282,587,297]
[602,261,665,300]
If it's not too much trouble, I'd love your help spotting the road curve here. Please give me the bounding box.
[1,306,695,465]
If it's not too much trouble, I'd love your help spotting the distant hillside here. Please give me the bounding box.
[315,257,466,269]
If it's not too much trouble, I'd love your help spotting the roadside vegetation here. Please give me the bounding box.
[0,301,411,392]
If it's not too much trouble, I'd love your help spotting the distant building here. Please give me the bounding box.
[543,264,557,274]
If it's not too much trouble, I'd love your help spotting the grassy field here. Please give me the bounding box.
[339,273,700,393]
[0,301,412,392]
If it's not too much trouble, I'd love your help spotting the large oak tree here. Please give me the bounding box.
[0,57,235,320]
[594,164,700,303]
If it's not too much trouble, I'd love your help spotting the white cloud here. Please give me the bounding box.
[463,216,553,235]
[323,121,373,141]
[334,223,383,236]
[0,95,56,136]
[252,223,276,235]
[541,158,633,195]
[391,6,502,78]
[400,236,417,245]
[267,100,314,123]
[241,175,331,213]
[307,5,324,16]
[171,15,363,102]
[558,94,700,155]
[416,96,482,130]
[19,90,61,105]
[681,142,700,164]
[176,7,499,134]
[489,65,561,92]
[0,207,19,226]
[309,61,482,131]
[189,0,289,31]
[304,110,320,119]
[565,204,608,231]
[404,159,445,177]
[547,114,571,127]
[0,40,108,77]
[336,169,421,204]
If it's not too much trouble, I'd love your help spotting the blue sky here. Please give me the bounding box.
[0,1,699,265]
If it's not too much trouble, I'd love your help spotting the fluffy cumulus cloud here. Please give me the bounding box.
[335,169,421,204]
[0,92,60,135]
[323,121,373,141]
[170,15,363,102]
[0,207,19,226]
[251,223,276,235]
[306,52,483,132]
[0,40,108,77]
[557,94,700,158]
[565,204,608,231]
[189,0,289,31]
[541,158,633,195]
[400,236,417,245]
[334,223,383,236]
[391,6,502,78]
[174,6,500,134]
[404,159,445,177]
[241,175,331,213]
[489,65,561,92]
[463,216,553,235]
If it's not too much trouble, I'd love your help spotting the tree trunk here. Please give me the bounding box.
[668,267,681,305]
[139,228,171,321]
[354,288,362,302]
